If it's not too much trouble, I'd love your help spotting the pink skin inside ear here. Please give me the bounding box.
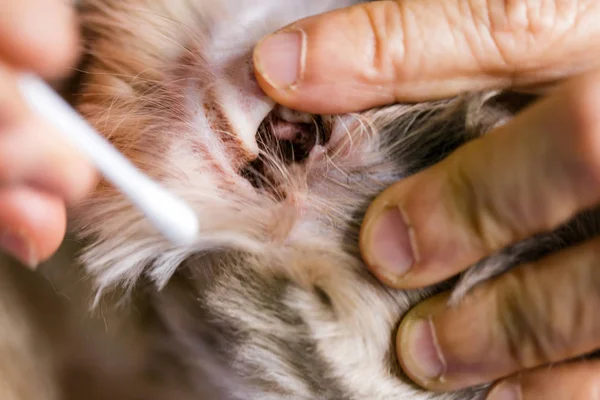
[197,0,362,158]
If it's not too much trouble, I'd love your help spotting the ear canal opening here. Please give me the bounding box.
[239,109,331,193]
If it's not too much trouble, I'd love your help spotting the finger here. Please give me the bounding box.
[396,237,600,392]
[0,116,98,202]
[253,0,600,114]
[487,360,600,400]
[360,69,600,289]
[0,186,67,269]
[0,64,97,202]
[0,0,79,78]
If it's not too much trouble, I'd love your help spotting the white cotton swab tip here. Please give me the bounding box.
[17,74,199,246]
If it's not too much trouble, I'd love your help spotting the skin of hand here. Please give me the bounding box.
[0,0,96,268]
[253,1,600,399]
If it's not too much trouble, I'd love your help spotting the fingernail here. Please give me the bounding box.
[403,318,445,380]
[368,207,415,278]
[0,230,38,269]
[487,382,521,400]
[254,29,306,89]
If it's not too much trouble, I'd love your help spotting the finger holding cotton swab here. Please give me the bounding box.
[0,0,88,268]
[17,74,199,246]
[0,66,96,267]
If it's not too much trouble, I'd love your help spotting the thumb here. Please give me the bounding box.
[253,0,600,114]
[0,0,80,79]
[253,1,407,114]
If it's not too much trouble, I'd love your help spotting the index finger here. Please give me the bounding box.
[0,0,80,78]
[360,70,600,289]
[253,0,600,114]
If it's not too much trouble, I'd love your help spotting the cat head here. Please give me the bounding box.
[70,0,520,399]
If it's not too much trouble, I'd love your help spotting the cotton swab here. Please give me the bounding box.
[16,73,199,246]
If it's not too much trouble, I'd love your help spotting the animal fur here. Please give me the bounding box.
[0,1,598,399]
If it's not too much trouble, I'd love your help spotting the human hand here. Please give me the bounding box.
[0,0,96,268]
[253,1,600,398]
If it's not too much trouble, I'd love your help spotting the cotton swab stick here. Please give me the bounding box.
[16,74,199,246]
